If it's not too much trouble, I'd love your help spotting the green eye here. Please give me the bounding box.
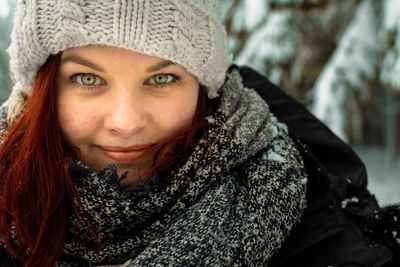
[149,74,175,85]
[75,73,101,86]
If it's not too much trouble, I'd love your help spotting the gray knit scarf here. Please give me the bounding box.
[52,70,307,266]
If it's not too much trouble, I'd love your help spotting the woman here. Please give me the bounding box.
[2,1,400,267]
[0,1,308,266]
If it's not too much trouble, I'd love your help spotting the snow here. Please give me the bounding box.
[380,0,400,91]
[227,0,269,31]
[311,0,379,141]
[382,0,400,30]
[380,46,400,90]
[234,10,298,75]
[355,146,400,206]
[230,0,268,32]
[311,65,347,140]
[241,0,268,30]
[341,197,360,209]
[265,150,287,163]
[0,0,9,17]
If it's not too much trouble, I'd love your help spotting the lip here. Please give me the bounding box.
[97,144,154,163]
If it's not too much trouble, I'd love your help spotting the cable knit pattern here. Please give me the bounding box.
[5,0,229,121]
[47,70,307,267]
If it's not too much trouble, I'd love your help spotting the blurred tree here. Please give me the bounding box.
[379,0,400,162]
[223,0,358,103]
[222,0,400,160]
[311,0,380,142]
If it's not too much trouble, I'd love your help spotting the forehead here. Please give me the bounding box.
[60,45,191,74]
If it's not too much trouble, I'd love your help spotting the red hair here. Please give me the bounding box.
[0,54,209,267]
[0,54,75,267]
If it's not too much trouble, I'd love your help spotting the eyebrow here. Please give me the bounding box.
[61,54,175,73]
[145,60,175,72]
[61,55,106,72]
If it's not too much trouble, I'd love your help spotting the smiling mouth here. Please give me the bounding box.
[97,145,154,163]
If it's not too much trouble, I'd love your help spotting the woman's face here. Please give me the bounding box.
[56,45,200,187]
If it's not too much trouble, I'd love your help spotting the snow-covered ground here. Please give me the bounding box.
[355,146,400,206]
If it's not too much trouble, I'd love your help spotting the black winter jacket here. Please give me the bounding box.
[237,65,398,267]
[1,66,398,267]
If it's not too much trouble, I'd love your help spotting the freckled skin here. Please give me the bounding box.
[55,45,200,187]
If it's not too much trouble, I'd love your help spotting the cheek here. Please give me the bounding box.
[155,91,199,137]
[57,100,99,144]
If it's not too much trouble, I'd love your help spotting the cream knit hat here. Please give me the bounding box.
[5,0,229,121]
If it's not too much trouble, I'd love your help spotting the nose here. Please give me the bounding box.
[103,90,145,137]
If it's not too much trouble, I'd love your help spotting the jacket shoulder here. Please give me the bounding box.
[236,64,368,199]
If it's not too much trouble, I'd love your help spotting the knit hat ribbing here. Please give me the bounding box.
[5,0,230,121]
